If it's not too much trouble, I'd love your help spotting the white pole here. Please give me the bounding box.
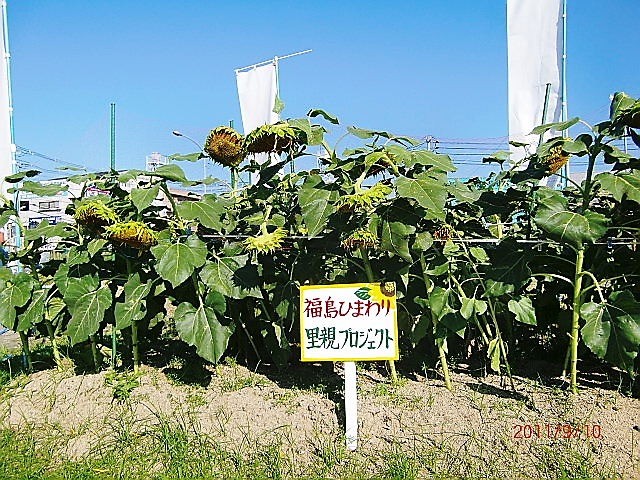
[561,0,569,187]
[1,0,19,249]
[344,361,358,451]
[203,158,207,195]
[235,49,312,73]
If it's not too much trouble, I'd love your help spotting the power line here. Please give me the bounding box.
[15,145,86,170]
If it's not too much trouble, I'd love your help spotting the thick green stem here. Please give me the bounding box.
[18,331,32,372]
[131,321,140,373]
[456,238,515,390]
[486,298,516,391]
[437,339,453,391]
[45,321,62,368]
[570,248,585,393]
[359,247,398,384]
[419,253,453,390]
[90,334,101,372]
[111,328,117,370]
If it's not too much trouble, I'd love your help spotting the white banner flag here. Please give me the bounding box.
[0,2,14,198]
[507,0,563,164]
[236,62,279,183]
[236,63,279,134]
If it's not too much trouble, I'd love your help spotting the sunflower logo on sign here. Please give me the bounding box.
[353,283,396,310]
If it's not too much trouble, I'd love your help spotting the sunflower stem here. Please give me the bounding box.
[420,253,453,391]
[45,321,62,369]
[569,247,585,393]
[90,334,101,372]
[131,320,140,373]
[18,331,32,373]
[359,246,398,384]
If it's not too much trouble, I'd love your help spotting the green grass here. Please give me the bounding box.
[215,359,270,393]
[0,363,623,479]
[104,369,141,402]
[0,418,618,480]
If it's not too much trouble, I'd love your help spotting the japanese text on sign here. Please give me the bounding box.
[300,283,399,361]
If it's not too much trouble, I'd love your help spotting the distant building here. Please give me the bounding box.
[6,166,200,256]
[146,152,169,172]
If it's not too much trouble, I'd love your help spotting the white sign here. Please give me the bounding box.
[300,283,399,362]
[300,282,400,451]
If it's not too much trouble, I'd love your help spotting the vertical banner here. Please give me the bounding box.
[0,1,14,198]
[236,63,279,133]
[236,63,279,183]
[507,0,563,164]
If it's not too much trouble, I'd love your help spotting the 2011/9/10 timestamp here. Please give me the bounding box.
[513,424,602,439]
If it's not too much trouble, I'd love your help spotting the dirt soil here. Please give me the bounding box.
[1,362,639,478]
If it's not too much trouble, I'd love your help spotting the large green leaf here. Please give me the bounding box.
[174,302,234,364]
[176,194,229,231]
[508,296,536,325]
[67,246,90,267]
[530,117,579,135]
[347,126,419,146]
[289,118,325,146]
[87,239,108,257]
[385,146,455,172]
[24,220,74,241]
[151,236,207,287]
[484,240,531,297]
[114,273,153,330]
[63,276,99,310]
[16,288,46,332]
[64,281,112,344]
[150,164,189,183]
[0,273,34,329]
[4,170,40,183]
[307,109,339,124]
[381,221,415,262]
[199,254,260,299]
[130,185,160,212]
[18,181,68,196]
[596,172,640,204]
[429,287,465,338]
[412,232,434,252]
[168,152,202,162]
[580,290,640,373]
[448,181,481,203]
[460,297,487,320]
[298,175,338,236]
[533,191,608,247]
[395,172,447,221]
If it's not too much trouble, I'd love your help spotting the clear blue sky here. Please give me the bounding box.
[8,0,639,181]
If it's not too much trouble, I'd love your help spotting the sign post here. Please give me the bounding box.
[300,283,399,451]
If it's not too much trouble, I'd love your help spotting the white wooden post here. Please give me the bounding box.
[344,361,358,450]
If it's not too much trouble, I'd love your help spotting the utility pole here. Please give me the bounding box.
[110,103,116,171]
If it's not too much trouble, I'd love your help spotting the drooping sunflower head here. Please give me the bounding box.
[244,122,302,154]
[543,145,570,175]
[74,200,118,228]
[243,227,287,254]
[204,126,244,168]
[341,228,378,251]
[337,182,392,212]
[379,281,396,297]
[105,221,158,250]
[433,224,455,241]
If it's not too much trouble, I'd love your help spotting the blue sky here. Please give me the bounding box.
[8,0,640,181]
